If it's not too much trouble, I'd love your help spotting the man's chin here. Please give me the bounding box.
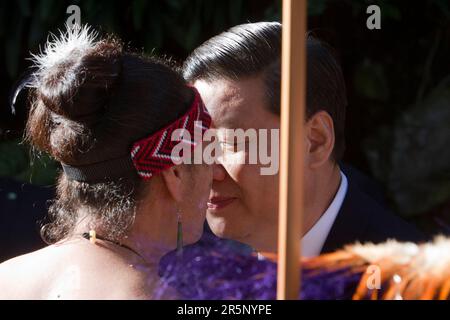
[206,214,250,242]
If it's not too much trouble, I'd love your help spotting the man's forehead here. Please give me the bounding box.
[194,78,264,129]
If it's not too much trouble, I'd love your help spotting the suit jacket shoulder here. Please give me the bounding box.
[321,179,427,253]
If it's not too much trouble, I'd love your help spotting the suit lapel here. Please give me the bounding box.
[321,180,371,253]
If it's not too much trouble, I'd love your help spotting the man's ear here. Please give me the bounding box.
[305,111,335,169]
[160,166,184,203]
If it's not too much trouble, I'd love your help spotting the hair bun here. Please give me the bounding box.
[31,25,123,124]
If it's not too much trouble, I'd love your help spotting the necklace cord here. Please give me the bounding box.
[81,232,147,263]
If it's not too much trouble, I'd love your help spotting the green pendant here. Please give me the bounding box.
[176,220,183,256]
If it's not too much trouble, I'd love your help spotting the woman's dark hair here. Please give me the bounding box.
[183,22,347,161]
[26,26,193,244]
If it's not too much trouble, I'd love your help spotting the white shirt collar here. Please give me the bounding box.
[301,171,348,257]
[257,171,348,261]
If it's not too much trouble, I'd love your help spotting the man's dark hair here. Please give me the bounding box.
[183,22,347,160]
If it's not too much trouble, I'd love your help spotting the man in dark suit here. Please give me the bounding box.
[321,168,425,253]
[183,22,425,256]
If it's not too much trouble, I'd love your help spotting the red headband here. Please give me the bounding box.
[61,88,210,183]
[131,87,211,180]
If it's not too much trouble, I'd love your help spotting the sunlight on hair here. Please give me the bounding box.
[30,24,98,80]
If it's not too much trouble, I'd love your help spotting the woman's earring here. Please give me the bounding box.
[176,210,183,256]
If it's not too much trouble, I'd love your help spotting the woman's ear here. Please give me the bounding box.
[160,166,184,203]
[305,111,335,169]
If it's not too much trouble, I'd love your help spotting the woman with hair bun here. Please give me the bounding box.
[0,25,213,300]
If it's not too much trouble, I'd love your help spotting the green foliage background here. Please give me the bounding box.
[0,0,449,229]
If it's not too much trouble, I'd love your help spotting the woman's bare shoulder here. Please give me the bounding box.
[0,247,57,299]
[0,254,32,299]
[0,243,175,300]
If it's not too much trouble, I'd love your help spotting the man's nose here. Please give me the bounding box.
[212,163,227,181]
